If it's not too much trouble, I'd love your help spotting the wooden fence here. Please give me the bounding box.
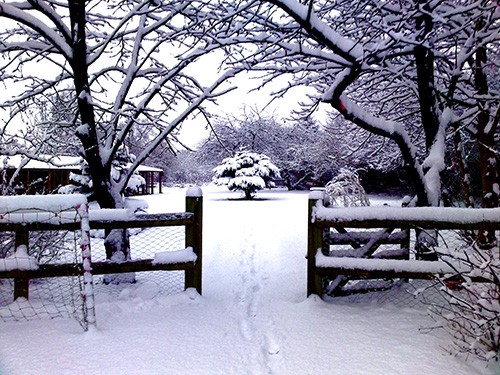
[0,190,202,301]
[308,192,500,297]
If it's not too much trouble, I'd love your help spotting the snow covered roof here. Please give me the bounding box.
[135,164,163,173]
[0,155,80,170]
[0,155,163,173]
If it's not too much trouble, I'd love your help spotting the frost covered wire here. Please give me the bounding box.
[1,203,190,328]
[0,275,88,326]
[324,278,446,309]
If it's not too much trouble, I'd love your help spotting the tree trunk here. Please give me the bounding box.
[413,0,441,259]
[452,128,473,208]
[69,0,114,210]
[414,0,440,151]
[473,19,499,248]
[69,1,132,277]
[103,228,134,284]
[414,0,443,208]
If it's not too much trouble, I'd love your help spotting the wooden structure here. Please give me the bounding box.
[0,155,163,195]
[308,192,500,297]
[0,189,203,300]
[137,165,163,195]
[0,155,80,194]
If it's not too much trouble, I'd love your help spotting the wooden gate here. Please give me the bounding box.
[308,191,500,297]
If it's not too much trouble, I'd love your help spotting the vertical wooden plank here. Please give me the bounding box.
[402,228,411,260]
[26,170,30,194]
[141,172,146,195]
[185,187,203,295]
[14,229,30,300]
[308,192,324,297]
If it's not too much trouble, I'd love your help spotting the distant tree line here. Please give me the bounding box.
[160,109,408,193]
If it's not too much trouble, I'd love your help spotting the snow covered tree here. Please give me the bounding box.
[325,113,402,175]
[27,90,80,157]
[212,0,499,211]
[197,111,284,171]
[0,0,243,260]
[198,111,338,189]
[213,151,280,199]
[210,0,498,357]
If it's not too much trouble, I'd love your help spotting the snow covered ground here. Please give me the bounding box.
[0,186,498,375]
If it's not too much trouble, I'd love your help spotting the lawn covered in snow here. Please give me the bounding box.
[0,186,497,375]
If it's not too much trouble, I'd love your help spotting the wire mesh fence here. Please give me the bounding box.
[0,225,188,324]
[0,190,204,331]
[309,195,500,313]
[0,275,87,324]
[323,278,447,309]
[90,225,186,299]
[0,201,90,329]
[320,228,457,309]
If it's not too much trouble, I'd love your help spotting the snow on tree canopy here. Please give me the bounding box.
[213,151,280,199]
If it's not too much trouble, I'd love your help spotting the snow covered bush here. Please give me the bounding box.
[325,169,370,207]
[213,151,280,199]
[59,146,145,199]
[428,241,500,361]
[112,145,146,197]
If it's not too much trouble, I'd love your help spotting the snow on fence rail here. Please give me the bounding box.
[0,188,203,329]
[307,192,500,298]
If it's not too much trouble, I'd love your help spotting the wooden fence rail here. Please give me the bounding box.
[0,189,203,300]
[308,192,500,297]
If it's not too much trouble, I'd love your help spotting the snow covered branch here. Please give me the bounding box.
[0,2,72,59]
[220,0,499,208]
[0,0,252,209]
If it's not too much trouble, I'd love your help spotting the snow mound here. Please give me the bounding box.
[0,245,39,271]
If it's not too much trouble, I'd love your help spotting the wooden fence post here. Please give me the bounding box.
[402,228,411,260]
[308,191,324,297]
[14,229,29,300]
[185,187,203,295]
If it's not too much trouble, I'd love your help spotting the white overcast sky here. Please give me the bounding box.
[178,71,329,149]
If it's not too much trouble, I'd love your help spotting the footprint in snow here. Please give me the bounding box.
[239,319,253,341]
[265,333,280,355]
